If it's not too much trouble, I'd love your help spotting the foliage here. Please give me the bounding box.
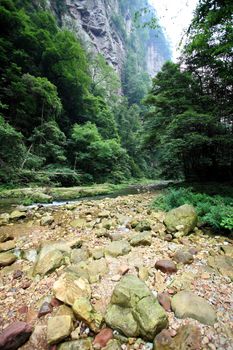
[152,187,233,232]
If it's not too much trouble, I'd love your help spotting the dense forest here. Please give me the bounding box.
[0,0,232,186]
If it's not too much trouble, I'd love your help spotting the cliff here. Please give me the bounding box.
[49,0,171,77]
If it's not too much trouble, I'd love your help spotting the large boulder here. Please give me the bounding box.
[171,291,217,325]
[164,205,198,235]
[105,275,168,340]
[53,272,91,306]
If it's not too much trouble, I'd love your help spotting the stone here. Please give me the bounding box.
[0,321,32,350]
[102,339,121,350]
[105,275,168,340]
[130,232,152,246]
[104,241,131,257]
[53,272,91,306]
[70,218,86,229]
[93,328,113,348]
[0,229,12,242]
[0,213,10,227]
[20,325,47,350]
[171,291,217,325]
[155,260,177,274]
[118,264,129,276]
[153,325,202,350]
[173,250,194,264]
[220,245,233,258]
[33,250,64,276]
[0,252,16,266]
[87,258,109,283]
[55,305,75,320]
[157,293,171,312]
[135,220,151,232]
[208,255,233,281]
[10,210,26,221]
[0,240,16,252]
[72,297,103,332]
[169,272,196,291]
[40,215,54,226]
[38,302,53,318]
[57,338,93,350]
[138,266,149,281]
[71,246,90,264]
[47,316,73,345]
[92,247,104,260]
[164,204,198,235]
[22,249,37,263]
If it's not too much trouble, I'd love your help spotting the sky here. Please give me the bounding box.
[149,0,198,60]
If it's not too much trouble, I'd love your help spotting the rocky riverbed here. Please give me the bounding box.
[0,193,232,350]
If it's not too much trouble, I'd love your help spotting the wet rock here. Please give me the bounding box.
[164,205,198,235]
[157,293,171,312]
[208,255,233,280]
[0,213,10,227]
[135,220,151,232]
[38,302,53,318]
[53,272,91,306]
[33,250,64,276]
[93,328,113,348]
[173,250,194,265]
[72,297,103,332]
[71,246,90,264]
[57,338,93,350]
[0,240,16,252]
[105,275,168,340]
[102,339,121,350]
[0,321,32,350]
[130,232,152,246]
[10,210,26,221]
[171,291,217,325]
[47,315,73,345]
[0,229,12,242]
[155,260,177,274]
[40,215,54,226]
[0,251,17,266]
[104,241,131,257]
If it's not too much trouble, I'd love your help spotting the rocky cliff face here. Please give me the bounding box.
[49,0,171,77]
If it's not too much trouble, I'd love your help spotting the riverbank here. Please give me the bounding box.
[0,192,232,349]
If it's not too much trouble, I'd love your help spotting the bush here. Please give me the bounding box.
[152,187,233,233]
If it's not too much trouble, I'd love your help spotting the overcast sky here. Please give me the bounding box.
[149,0,198,60]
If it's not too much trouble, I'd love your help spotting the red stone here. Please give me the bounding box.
[13,270,23,279]
[154,329,172,347]
[21,281,31,289]
[93,328,113,348]
[50,298,62,308]
[155,260,177,273]
[157,292,171,312]
[18,305,28,314]
[38,302,53,318]
[0,321,32,350]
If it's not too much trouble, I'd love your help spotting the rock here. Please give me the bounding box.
[169,272,196,291]
[10,210,26,221]
[130,232,152,246]
[157,293,171,312]
[0,213,10,226]
[171,291,217,325]
[93,328,113,348]
[72,297,103,332]
[104,241,131,257]
[0,240,16,252]
[102,339,121,350]
[208,255,233,280]
[70,218,86,229]
[55,305,75,320]
[71,246,90,264]
[92,247,104,260]
[105,275,168,340]
[135,220,151,232]
[13,270,23,279]
[173,250,194,264]
[138,266,149,281]
[38,302,53,318]
[87,258,109,283]
[0,229,12,242]
[0,252,16,266]
[164,234,173,242]
[155,260,177,274]
[22,249,37,263]
[164,205,198,235]
[53,272,91,306]
[221,245,233,258]
[33,250,64,276]
[153,325,201,350]
[0,321,32,350]
[21,325,47,350]
[47,315,73,345]
[118,264,129,276]
[57,338,93,350]
[40,215,54,226]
